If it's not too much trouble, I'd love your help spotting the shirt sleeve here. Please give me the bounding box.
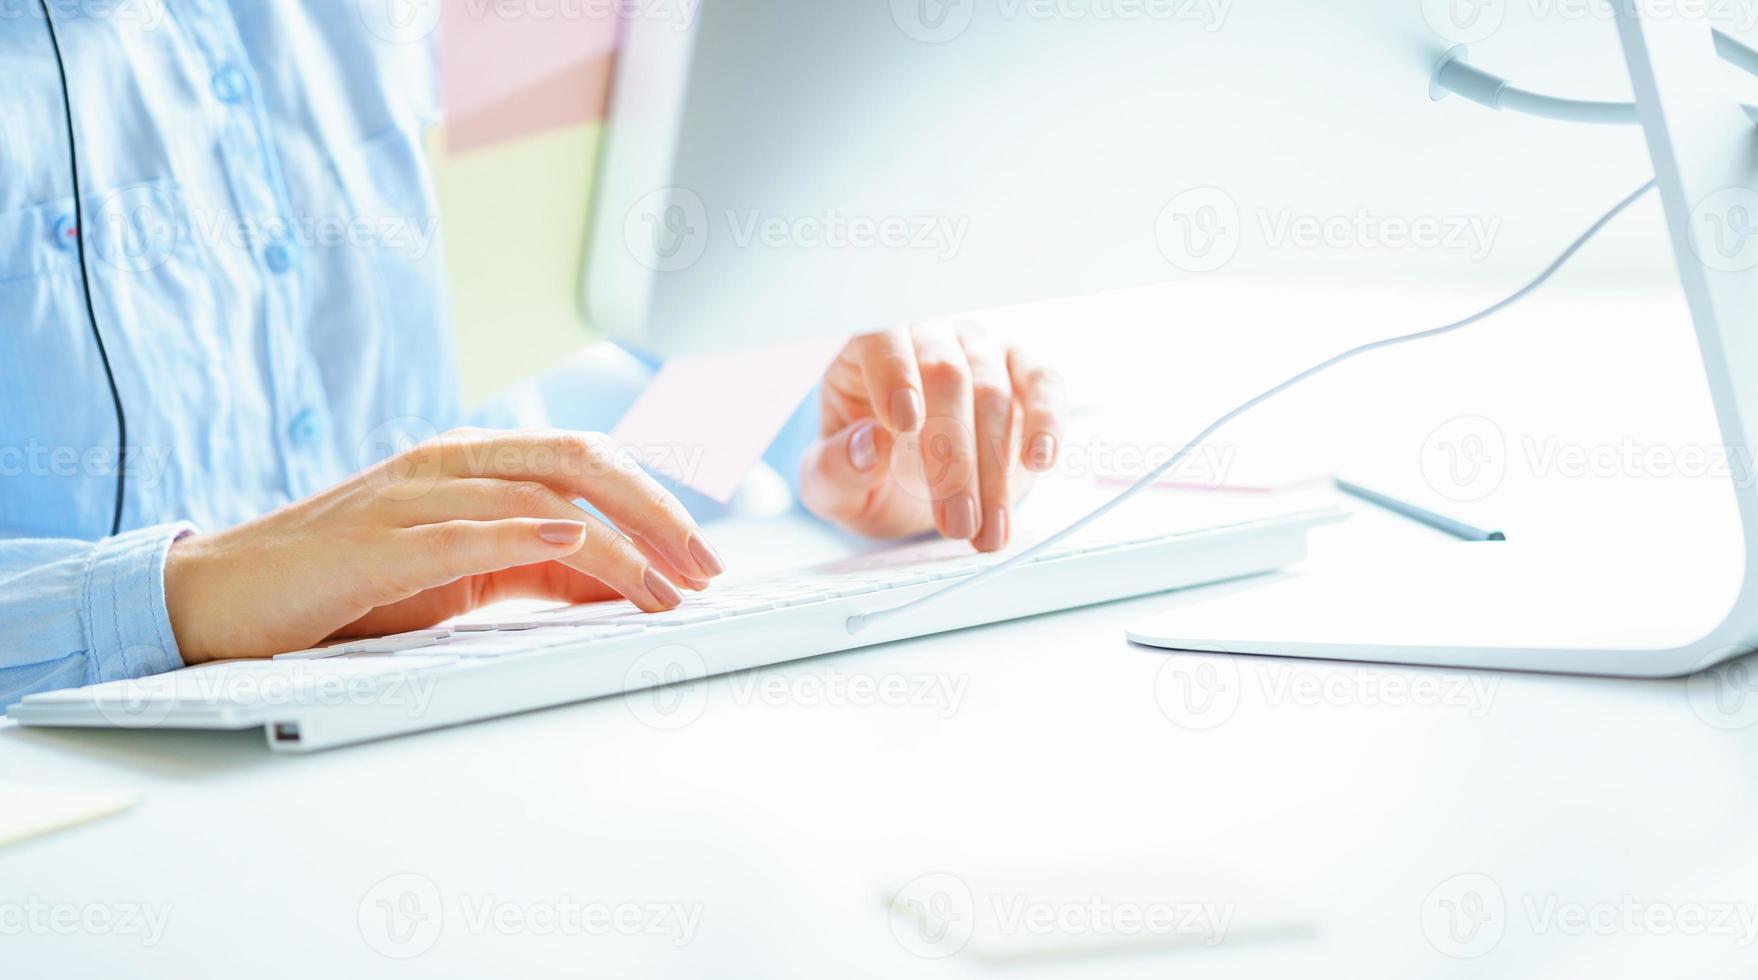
[0,523,193,705]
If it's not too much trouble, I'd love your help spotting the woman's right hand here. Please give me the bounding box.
[163,428,726,664]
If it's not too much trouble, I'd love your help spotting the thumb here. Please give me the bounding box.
[800,418,891,523]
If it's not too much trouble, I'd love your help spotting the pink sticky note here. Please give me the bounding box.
[445,52,615,152]
[611,339,845,503]
[439,5,620,151]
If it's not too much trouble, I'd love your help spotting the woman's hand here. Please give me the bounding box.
[163,428,725,664]
[800,321,1065,551]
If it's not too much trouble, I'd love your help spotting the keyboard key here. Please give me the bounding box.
[776,592,833,607]
[543,604,640,625]
[341,635,442,654]
[434,632,484,645]
[604,608,724,627]
[707,598,783,616]
[567,624,646,640]
[272,647,347,661]
[430,627,612,658]
[433,638,559,657]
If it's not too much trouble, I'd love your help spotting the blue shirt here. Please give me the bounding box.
[0,3,814,704]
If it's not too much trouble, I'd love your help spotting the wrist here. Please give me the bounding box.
[163,532,219,664]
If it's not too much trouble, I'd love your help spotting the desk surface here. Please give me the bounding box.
[5,504,1758,977]
[7,285,1758,976]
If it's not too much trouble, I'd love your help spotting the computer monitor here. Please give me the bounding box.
[581,0,1669,357]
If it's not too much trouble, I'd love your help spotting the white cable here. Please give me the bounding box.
[1431,38,1758,125]
[847,178,1658,635]
[1496,86,1636,125]
[1433,48,1638,124]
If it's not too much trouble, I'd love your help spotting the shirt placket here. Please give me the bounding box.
[177,0,334,501]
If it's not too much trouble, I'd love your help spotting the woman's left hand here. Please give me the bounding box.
[799,321,1065,551]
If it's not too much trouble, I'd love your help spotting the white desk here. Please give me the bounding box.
[5,501,1757,977]
[7,284,1758,976]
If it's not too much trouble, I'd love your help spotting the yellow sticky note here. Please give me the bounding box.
[428,122,603,405]
[0,782,137,849]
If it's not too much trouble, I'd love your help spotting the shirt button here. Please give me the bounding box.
[264,242,295,273]
[288,409,320,449]
[51,214,78,250]
[211,63,250,104]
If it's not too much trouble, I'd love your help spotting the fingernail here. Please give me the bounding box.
[848,420,877,472]
[888,388,924,432]
[942,495,978,540]
[687,531,726,577]
[537,521,586,545]
[1030,434,1057,470]
[644,566,684,607]
[977,504,1008,551]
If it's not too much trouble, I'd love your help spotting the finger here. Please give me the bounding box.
[541,515,684,612]
[854,328,925,433]
[379,518,592,600]
[1007,345,1065,472]
[799,417,895,528]
[957,324,1015,552]
[386,476,585,526]
[629,532,710,592]
[391,479,686,611]
[477,561,624,606]
[431,430,724,581]
[910,322,979,540]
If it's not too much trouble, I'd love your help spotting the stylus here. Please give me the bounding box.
[1333,477,1505,542]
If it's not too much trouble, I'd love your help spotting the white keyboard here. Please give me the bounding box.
[8,507,1342,752]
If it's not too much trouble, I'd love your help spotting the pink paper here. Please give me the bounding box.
[439,4,620,151]
[611,339,845,502]
[445,52,615,152]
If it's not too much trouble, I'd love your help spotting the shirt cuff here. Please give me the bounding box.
[81,523,195,684]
